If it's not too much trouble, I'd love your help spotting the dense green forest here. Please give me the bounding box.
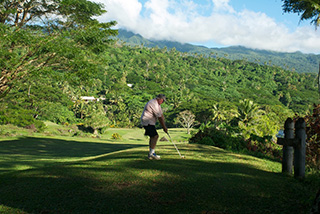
[1,38,319,131]
[117,29,320,74]
[1,0,319,133]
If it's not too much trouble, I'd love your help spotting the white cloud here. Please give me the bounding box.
[93,0,320,53]
[211,0,235,13]
[93,0,142,27]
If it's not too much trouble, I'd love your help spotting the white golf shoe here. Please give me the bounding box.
[148,153,161,160]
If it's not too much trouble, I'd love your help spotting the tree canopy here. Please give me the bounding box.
[282,0,320,28]
[0,0,117,98]
[0,0,107,28]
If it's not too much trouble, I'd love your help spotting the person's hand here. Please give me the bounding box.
[163,127,168,133]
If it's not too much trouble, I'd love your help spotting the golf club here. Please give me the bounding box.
[167,132,185,159]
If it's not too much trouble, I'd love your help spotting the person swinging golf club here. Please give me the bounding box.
[141,94,168,160]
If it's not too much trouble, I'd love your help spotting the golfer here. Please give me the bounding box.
[141,94,168,160]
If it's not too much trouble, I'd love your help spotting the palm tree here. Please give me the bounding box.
[211,104,226,126]
[73,98,87,119]
[237,99,264,127]
[237,99,267,138]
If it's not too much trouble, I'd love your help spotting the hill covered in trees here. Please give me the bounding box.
[117,29,320,74]
[0,0,319,148]
[2,40,318,130]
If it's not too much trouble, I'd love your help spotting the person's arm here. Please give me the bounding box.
[158,114,168,133]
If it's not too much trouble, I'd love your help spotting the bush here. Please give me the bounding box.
[99,126,108,134]
[0,106,46,132]
[0,124,28,136]
[198,136,214,145]
[72,131,90,137]
[38,102,77,124]
[246,134,282,160]
[189,126,246,151]
[111,133,122,140]
[304,104,320,170]
[190,125,284,160]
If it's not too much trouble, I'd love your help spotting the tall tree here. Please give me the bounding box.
[0,0,117,98]
[282,0,320,28]
[0,0,59,27]
[237,99,264,126]
[0,0,108,28]
[84,103,110,135]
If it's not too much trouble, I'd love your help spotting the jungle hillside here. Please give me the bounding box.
[117,29,320,74]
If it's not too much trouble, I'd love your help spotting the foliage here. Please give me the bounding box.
[246,134,282,160]
[111,132,122,140]
[190,124,283,161]
[83,103,110,135]
[2,41,318,130]
[0,103,45,131]
[189,125,247,151]
[0,23,111,98]
[1,77,75,125]
[1,15,319,151]
[190,100,284,160]
[282,0,320,28]
[39,102,77,125]
[117,29,320,73]
[237,99,265,126]
[304,104,320,170]
[191,101,320,168]
[0,0,117,98]
[236,101,280,139]
[0,0,107,28]
[0,124,33,136]
[0,0,59,27]
[104,92,146,128]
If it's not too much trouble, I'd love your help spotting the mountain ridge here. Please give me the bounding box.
[116,29,320,73]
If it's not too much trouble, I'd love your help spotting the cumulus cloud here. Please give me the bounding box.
[212,0,235,13]
[94,0,143,27]
[93,0,320,53]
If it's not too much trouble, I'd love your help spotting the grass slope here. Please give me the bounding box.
[0,126,317,214]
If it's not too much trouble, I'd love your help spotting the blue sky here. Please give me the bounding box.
[94,0,319,54]
[230,0,306,30]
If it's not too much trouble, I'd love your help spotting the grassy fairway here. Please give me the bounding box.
[0,127,317,214]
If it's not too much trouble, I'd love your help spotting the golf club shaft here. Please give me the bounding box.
[167,133,182,157]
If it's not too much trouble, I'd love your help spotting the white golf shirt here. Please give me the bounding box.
[141,98,163,126]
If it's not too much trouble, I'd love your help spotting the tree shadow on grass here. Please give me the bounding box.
[0,136,145,173]
[0,145,316,214]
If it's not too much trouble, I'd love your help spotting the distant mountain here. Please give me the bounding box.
[117,29,320,73]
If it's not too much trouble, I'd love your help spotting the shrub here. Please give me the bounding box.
[304,104,320,170]
[246,134,282,160]
[190,125,284,160]
[111,133,122,140]
[38,102,77,124]
[0,106,46,132]
[198,136,214,145]
[189,126,246,152]
[99,126,108,134]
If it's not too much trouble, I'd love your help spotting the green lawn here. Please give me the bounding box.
[0,126,318,214]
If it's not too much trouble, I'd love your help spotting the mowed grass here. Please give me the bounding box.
[0,126,318,214]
